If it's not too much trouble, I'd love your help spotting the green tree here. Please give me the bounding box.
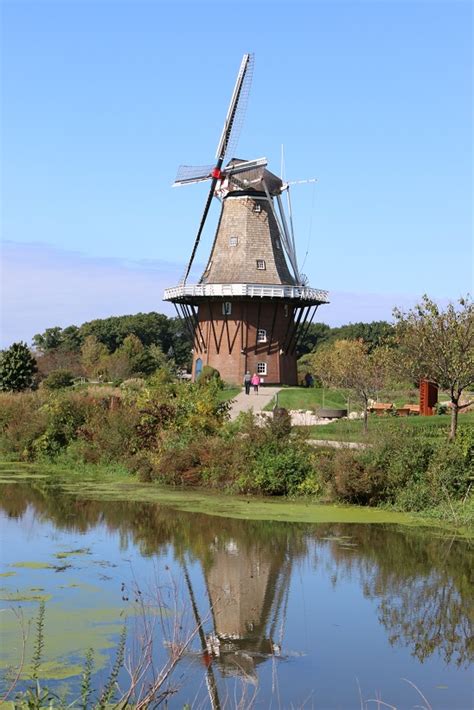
[32,327,63,353]
[296,322,331,357]
[312,340,390,433]
[0,342,38,392]
[81,336,109,379]
[394,295,474,440]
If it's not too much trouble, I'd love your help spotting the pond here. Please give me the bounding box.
[0,471,472,708]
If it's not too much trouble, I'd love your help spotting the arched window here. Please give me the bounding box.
[195,358,203,379]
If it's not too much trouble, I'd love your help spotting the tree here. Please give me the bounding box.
[394,295,474,440]
[42,369,75,390]
[81,336,109,379]
[311,340,390,433]
[296,322,331,357]
[32,327,64,353]
[0,342,38,392]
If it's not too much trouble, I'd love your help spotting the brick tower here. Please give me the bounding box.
[163,55,329,384]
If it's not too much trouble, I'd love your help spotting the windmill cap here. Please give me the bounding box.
[225,158,283,195]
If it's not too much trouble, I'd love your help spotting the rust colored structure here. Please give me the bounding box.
[163,55,329,384]
[419,379,438,416]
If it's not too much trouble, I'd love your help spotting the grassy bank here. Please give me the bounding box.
[264,386,455,411]
[304,410,474,442]
[1,461,472,537]
[0,384,472,531]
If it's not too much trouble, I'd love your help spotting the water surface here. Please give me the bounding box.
[0,476,472,708]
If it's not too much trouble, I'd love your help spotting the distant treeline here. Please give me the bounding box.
[29,312,394,381]
[33,313,393,358]
[297,320,394,356]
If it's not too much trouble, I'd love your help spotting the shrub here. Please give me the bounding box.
[325,448,385,505]
[394,480,432,511]
[426,438,473,503]
[197,365,223,388]
[250,443,314,496]
[31,394,88,458]
[77,403,141,464]
[42,370,74,390]
[0,392,48,459]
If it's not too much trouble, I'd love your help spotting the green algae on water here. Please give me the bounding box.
[10,561,55,570]
[0,591,52,602]
[0,605,127,679]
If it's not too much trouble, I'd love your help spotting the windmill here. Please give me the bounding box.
[163,54,329,385]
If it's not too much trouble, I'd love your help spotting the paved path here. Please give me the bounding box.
[229,386,281,420]
[307,439,368,450]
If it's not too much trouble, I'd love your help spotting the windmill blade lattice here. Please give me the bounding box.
[216,53,254,163]
[174,164,215,186]
[180,53,255,284]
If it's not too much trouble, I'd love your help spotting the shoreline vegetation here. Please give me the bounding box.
[0,297,472,536]
[0,460,472,537]
[0,375,472,535]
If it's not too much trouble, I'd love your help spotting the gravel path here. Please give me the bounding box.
[229,386,281,420]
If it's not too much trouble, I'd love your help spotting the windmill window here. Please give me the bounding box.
[275,238,281,250]
[284,304,289,317]
[257,329,267,343]
[222,302,232,316]
[257,362,267,376]
[229,236,238,247]
[253,203,262,213]
[256,259,266,270]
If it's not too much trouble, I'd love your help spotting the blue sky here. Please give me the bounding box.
[1,0,472,346]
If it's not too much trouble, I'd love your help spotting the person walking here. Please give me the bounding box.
[243,371,251,395]
[251,372,260,394]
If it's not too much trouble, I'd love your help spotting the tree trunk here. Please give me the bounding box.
[363,403,369,434]
[449,398,459,441]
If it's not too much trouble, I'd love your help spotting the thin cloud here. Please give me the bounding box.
[0,241,448,347]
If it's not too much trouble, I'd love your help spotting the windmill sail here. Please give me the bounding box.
[181,53,255,284]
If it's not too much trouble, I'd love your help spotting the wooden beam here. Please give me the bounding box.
[285,306,305,355]
[292,304,319,355]
[223,310,231,353]
[229,319,241,354]
[207,302,220,353]
[290,305,312,355]
[282,304,296,352]
[174,303,195,346]
[254,300,262,354]
[190,304,206,353]
[183,304,201,353]
[267,301,279,355]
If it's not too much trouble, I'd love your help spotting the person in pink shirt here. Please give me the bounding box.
[251,372,260,394]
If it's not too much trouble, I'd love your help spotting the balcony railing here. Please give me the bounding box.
[163,283,329,303]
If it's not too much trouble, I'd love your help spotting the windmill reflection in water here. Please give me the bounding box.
[181,531,294,707]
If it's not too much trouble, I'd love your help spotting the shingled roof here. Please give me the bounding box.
[200,191,296,286]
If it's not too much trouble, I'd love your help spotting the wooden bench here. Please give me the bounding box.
[369,403,394,416]
[402,403,420,415]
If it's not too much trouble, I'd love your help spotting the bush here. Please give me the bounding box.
[42,370,74,390]
[323,447,385,505]
[77,403,141,464]
[249,443,314,496]
[426,438,473,503]
[31,394,88,458]
[197,365,223,388]
[0,392,48,459]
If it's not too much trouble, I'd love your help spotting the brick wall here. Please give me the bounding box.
[192,300,298,385]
